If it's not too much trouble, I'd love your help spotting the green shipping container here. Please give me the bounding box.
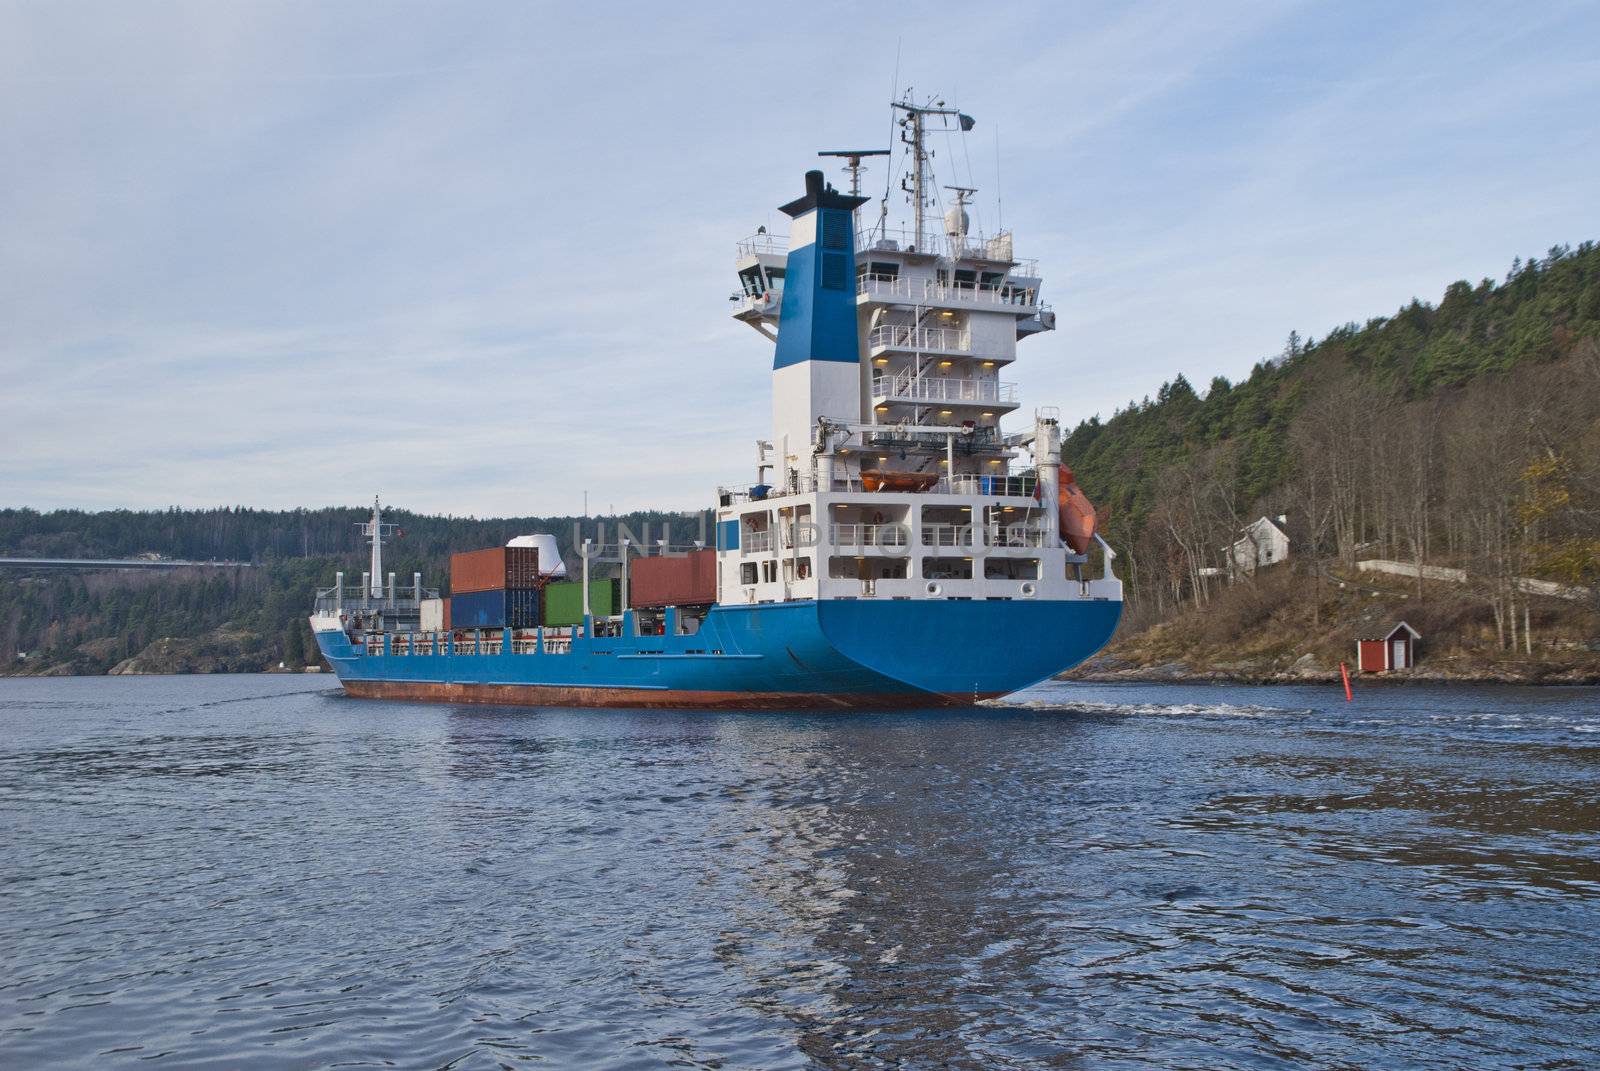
[541,578,622,625]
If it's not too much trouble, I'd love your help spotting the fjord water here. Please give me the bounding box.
[2,676,1597,1070]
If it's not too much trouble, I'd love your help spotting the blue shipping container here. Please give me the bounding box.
[450,588,542,629]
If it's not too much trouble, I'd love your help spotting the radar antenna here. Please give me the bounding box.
[817,148,890,197]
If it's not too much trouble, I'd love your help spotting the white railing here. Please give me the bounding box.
[989,525,1049,548]
[922,280,1037,307]
[857,274,915,301]
[723,466,1039,502]
[867,324,971,353]
[737,234,788,257]
[858,227,1020,264]
[830,523,909,548]
[918,524,1049,548]
[921,524,981,548]
[859,275,1038,309]
[743,530,774,554]
[940,474,1040,497]
[872,375,1018,405]
[739,229,1037,273]
[946,232,1014,262]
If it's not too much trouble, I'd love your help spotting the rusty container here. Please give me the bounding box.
[628,549,716,609]
[450,546,541,594]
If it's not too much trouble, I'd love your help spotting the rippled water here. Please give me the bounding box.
[2,676,1598,1069]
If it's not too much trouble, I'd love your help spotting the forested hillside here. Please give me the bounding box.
[1066,241,1600,647]
[0,509,710,675]
[5,242,1598,678]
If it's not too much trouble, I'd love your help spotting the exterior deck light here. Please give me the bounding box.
[938,360,953,368]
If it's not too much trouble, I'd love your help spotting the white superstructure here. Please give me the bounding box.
[718,95,1120,609]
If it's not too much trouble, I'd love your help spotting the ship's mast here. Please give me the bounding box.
[892,95,974,252]
[358,496,398,598]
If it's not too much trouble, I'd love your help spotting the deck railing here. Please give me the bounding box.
[742,229,1036,271]
[939,474,1039,497]
[736,234,787,257]
[830,523,909,547]
[867,324,972,353]
[872,374,1017,405]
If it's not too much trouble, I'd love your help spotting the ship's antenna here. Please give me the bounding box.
[882,43,901,241]
[995,124,1004,233]
[892,96,975,253]
[817,149,890,198]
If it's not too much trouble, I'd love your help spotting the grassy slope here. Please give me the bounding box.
[1071,565,1600,683]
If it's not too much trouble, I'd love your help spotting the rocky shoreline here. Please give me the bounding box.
[1061,653,1600,686]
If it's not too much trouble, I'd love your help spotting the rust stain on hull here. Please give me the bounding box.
[339,678,999,711]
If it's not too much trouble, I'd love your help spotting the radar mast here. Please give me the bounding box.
[891,94,975,252]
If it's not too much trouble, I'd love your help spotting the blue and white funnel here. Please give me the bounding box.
[771,170,868,463]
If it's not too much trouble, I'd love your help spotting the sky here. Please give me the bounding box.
[2,0,1597,516]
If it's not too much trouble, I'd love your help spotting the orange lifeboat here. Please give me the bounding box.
[861,469,941,493]
[1046,465,1097,554]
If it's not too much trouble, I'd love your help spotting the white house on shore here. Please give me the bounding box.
[1227,516,1290,575]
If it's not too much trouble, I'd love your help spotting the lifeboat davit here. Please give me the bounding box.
[1041,465,1097,554]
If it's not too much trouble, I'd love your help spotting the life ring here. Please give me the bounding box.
[926,581,942,596]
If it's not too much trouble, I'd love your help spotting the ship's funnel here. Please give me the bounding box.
[769,170,870,463]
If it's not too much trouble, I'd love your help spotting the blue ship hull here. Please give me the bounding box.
[314,598,1121,710]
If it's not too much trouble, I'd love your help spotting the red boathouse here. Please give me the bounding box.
[1357,622,1420,672]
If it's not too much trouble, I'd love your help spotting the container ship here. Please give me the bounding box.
[309,96,1123,709]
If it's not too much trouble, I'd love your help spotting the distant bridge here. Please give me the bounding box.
[0,557,255,571]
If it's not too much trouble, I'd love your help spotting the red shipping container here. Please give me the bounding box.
[629,549,717,608]
[450,546,542,594]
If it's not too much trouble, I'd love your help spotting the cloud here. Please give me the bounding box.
[1,1,1597,514]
